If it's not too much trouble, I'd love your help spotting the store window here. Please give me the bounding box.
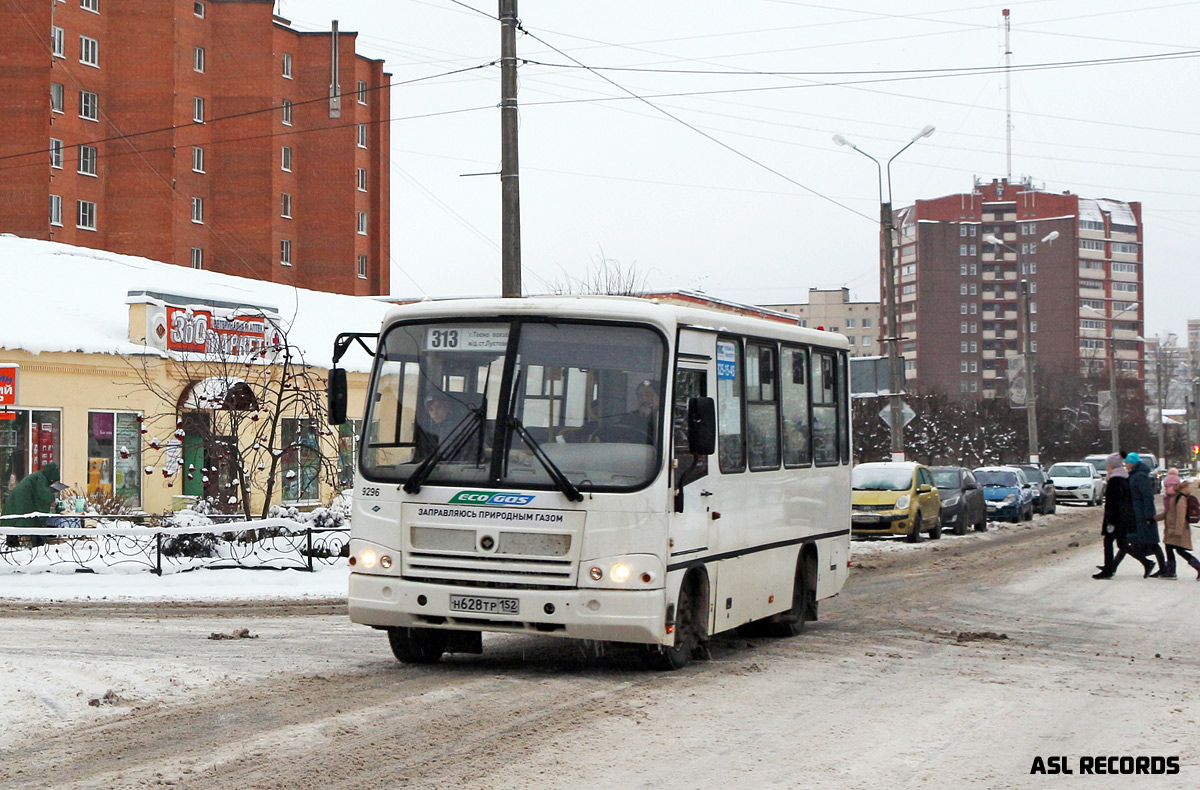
[337,420,361,488]
[1,410,62,513]
[282,418,320,502]
[86,411,141,505]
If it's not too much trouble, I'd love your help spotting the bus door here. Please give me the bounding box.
[669,345,715,560]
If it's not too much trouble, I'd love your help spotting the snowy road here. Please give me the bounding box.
[1,507,1198,789]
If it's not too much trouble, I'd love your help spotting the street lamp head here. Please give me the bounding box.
[983,234,1002,245]
[1041,230,1060,243]
[912,125,936,141]
[832,134,854,149]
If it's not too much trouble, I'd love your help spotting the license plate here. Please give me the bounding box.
[449,594,519,616]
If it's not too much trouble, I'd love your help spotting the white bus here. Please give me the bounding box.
[329,296,851,670]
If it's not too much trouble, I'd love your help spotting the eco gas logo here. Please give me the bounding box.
[449,491,536,506]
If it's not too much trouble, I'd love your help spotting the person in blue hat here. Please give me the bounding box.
[1124,452,1167,577]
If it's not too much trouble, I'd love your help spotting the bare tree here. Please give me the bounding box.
[549,253,649,296]
[126,312,341,519]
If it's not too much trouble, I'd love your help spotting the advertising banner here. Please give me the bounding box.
[1007,353,1027,408]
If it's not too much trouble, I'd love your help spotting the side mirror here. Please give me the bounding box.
[918,483,932,493]
[328,367,348,425]
[687,397,716,456]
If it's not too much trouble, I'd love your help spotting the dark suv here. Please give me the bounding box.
[1015,464,1057,515]
[931,466,987,534]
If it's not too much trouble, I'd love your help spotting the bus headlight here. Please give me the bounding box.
[361,550,377,568]
[581,555,663,589]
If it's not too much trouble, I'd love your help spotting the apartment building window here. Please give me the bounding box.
[1080,239,1104,251]
[970,303,978,315]
[1029,302,1037,314]
[193,96,205,123]
[79,91,98,121]
[77,144,97,176]
[282,53,293,79]
[357,254,367,278]
[356,167,367,191]
[191,197,203,224]
[280,239,292,266]
[357,80,367,104]
[969,244,976,255]
[192,146,204,173]
[960,303,968,314]
[960,284,968,295]
[959,244,968,256]
[52,27,65,58]
[1029,282,1037,294]
[193,46,205,73]
[969,361,977,373]
[1112,262,1138,273]
[49,194,62,226]
[960,263,968,275]
[961,322,968,334]
[969,225,977,236]
[845,318,855,328]
[1112,282,1139,294]
[1080,319,1105,330]
[191,248,203,269]
[970,323,977,333]
[960,341,968,353]
[970,284,977,295]
[49,138,63,168]
[1112,301,1136,312]
[959,225,968,237]
[862,318,871,328]
[1031,341,1037,352]
[194,2,205,18]
[77,200,96,230]
[1113,243,1138,254]
[281,192,292,219]
[81,0,98,10]
[281,146,292,171]
[357,211,368,235]
[900,264,915,276]
[281,99,292,125]
[971,341,978,352]
[80,36,98,67]
[1081,299,1104,310]
[357,123,367,148]
[970,263,977,275]
[1030,322,1037,334]
[50,82,64,113]
[901,284,915,295]
[1029,262,1036,274]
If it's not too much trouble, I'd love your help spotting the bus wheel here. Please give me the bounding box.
[387,627,448,664]
[642,577,705,671]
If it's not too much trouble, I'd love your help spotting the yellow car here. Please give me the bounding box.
[851,461,943,542]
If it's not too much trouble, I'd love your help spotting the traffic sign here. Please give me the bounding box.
[879,400,916,430]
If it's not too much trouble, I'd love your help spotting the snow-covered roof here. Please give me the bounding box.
[0,236,393,372]
[1079,198,1137,227]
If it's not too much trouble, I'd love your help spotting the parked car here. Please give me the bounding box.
[851,462,943,542]
[931,466,987,535]
[1048,462,1103,506]
[1082,454,1108,475]
[974,466,1035,522]
[1014,464,1056,515]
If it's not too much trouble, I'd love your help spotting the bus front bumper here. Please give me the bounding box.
[349,572,670,645]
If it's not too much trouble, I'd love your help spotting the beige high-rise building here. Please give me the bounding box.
[763,288,881,358]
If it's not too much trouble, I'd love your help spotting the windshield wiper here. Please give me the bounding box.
[505,414,584,503]
[403,409,484,495]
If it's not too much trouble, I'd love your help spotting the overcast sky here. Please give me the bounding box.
[277,0,1199,343]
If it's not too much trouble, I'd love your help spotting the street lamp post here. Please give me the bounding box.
[983,231,1058,464]
[834,125,935,462]
[1153,333,1177,466]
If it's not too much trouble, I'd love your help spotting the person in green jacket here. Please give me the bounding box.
[2,462,66,548]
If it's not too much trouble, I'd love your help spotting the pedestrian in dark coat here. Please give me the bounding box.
[2,463,64,548]
[1126,453,1167,577]
[1094,453,1137,579]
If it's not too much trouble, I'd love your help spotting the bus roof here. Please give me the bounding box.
[378,295,849,349]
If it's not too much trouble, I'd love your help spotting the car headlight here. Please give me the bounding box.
[941,495,960,508]
[895,494,911,510]
[581,554,663,590]
[1003,493,1017,504]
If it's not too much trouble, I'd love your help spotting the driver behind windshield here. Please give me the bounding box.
[415,392,472,459]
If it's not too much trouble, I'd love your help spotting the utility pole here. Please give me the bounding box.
[1108,335,1120,454]
[1021,278,1039,464]
[880,203,905,461]
[499,0,522,298]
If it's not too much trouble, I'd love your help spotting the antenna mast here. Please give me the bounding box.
[1003,9,1012,181]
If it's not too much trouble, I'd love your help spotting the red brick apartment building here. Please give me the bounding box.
[884,178,1143,398]
[0,0,390,296]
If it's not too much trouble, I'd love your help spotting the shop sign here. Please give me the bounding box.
[0,364,17,420]
[156,307,284,359]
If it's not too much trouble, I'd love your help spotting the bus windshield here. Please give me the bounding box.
[361,319,666,491]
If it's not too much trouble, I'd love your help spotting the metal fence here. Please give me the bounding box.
[0,515,348,576]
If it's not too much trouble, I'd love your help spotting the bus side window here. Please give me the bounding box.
[781,346,811,467]
[837,352,850,464]
[746,343,780,471]
[673,368,708,487]
[716,338,744,473]
[812,351,838,466]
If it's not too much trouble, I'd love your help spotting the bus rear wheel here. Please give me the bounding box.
[387,627,449,664]
[642,576,706,671]
[765,556,813,637]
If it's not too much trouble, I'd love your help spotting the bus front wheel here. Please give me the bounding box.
[642,576,707,671]
[387,627,448,664]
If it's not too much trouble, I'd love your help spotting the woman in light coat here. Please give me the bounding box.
[1155,478,1200,580]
